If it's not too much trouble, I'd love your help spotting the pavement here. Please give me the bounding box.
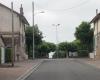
[25,59,100,80]
[0,59,43,80]
[82,58,100,69]
[1,58,100,80]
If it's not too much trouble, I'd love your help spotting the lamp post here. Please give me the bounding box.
[32,2,44,59]
[52,24,60,58]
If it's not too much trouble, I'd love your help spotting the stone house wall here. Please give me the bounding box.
[0,3,28,61]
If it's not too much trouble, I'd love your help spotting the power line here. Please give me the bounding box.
[61,0,91,11]
[36,0,91,12]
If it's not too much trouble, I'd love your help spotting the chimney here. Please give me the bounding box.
[96,9,98,15]
[20,4,24,15]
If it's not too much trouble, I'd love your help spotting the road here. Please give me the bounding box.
[25,59,100,80]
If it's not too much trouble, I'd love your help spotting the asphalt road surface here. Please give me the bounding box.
[25,59,100,80]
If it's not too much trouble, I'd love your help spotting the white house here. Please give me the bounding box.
[90,10,100,59]
[0,3,29,63]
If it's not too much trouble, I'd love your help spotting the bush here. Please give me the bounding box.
[78,50,89,57]
[53,51,67,58]
[0,48,1,63]
[5,48,12,63]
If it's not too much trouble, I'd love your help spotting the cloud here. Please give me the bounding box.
[0,0,99,43]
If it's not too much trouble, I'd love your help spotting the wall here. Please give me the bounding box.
[0,5,20,33]
[94,19,100,59]
[0,5,28,61]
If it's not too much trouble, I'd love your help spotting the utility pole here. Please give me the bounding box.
[53,24,60,58]
[11,2,14,67]
[32,2,35,59]
[32,2,45,59]
[56,25,59,58]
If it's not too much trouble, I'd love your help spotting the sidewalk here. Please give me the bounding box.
[76,58,100,69]
[0,59,43,80]
[85,59,100,69]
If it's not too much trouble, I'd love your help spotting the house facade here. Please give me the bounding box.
[0,3,29,63]
[91,12,100,59]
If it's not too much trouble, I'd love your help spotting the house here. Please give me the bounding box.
[90,10,100,59]
[0,3,29,63]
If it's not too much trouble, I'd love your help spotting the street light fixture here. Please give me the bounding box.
[34,11,45,15]
[52,24,60,58]
[39,11,45,13]
[32,2,45,59]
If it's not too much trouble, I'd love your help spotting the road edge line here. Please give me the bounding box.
[16,60,43,80]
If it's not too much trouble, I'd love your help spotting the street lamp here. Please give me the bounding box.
[52,24,60,58]
[32,2,45,59]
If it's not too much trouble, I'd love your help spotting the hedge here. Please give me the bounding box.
[78,50,89,57]
[0,48,1,63]
[5,48,12,63]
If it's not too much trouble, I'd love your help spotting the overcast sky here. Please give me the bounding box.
[0,0,99,43]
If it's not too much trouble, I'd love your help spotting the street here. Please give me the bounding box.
[25,59,100,80]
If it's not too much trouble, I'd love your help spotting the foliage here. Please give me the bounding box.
[77,45,89,57]
[55,42,68,58]
[47,42,56,52]
[58,42,68,51]
[67,42,77,52]
[0,48,1,63]
[25,25,56,58]
[34,25,43,45]
[25,27,33,58]
[25,21,93,58]
[75,22,93,45]
[25,25,43,59]
[74,21,93,57]
[37,41,56,58]
[53,50,66,58]
[5,48,12,63]
[53,41,78,58]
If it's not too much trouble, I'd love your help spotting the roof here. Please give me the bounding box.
[0,3,29,25]
[90,13,100,23]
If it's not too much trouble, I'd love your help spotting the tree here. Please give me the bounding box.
[34,25,43,45]
[37,41,56,58]
[75,22,93,44]
[25,27,33,58]
[67,42,77,52]
[58,42,68,51]
[74,21,93,57]
[56,42,68,58]
[25,25,43,59]
[54,41,78,58]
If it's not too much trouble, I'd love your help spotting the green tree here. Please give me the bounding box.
[25,25,43,59]
[37,41,56,58]
[74,21,93,57]
[34,25,43,45]
[25,27,33,58]
[67,41,78,52]
[54,41,78,58]
[58,42,68,51]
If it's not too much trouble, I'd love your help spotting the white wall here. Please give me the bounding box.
[94,19,100,35]
[0,5,20,32]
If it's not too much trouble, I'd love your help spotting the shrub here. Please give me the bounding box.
[53,51,67,58]
[0,48,1,63]
[78,50,89,57]
[5,48,12,63]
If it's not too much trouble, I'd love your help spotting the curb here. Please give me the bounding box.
[16,60,43,80]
